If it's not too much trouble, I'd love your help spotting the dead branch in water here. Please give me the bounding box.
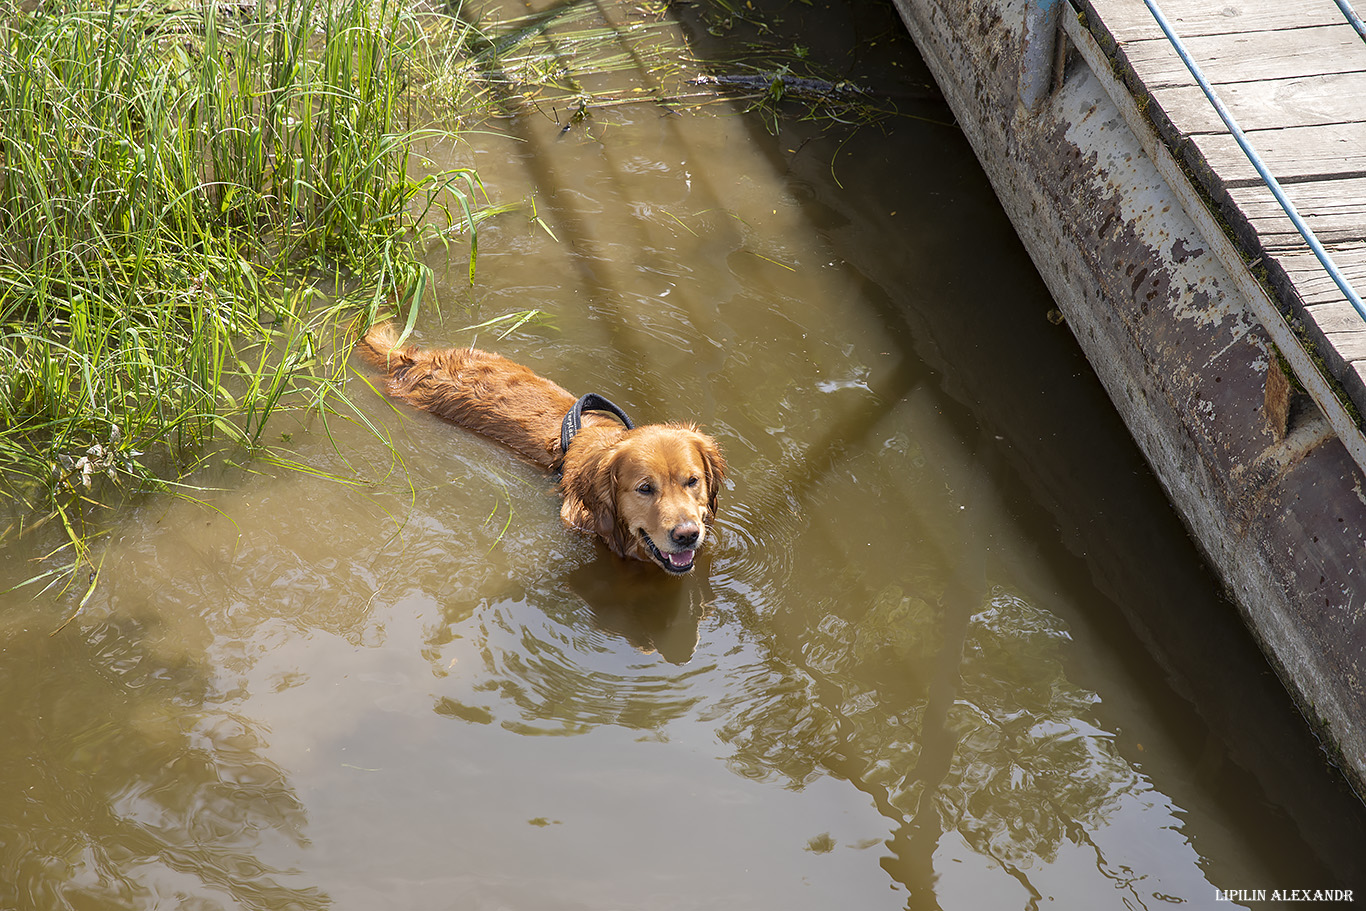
[689,72,941,102]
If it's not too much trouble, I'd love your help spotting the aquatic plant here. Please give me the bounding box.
[0,0,481,568]
[0,0,934,601]
[419,0,919,136]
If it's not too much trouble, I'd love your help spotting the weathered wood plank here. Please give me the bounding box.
[1088,0,1347,41]
[1151,71,1366,133]
[1294,302,1366,408]
[1304,301,1366,379]
[1307,299,1366,337]
[1349,362,1366,404]
[1228,180,1366,246]
[1280,247,1366,305]
[1186,122,1366,186]
[1257,231,1364,255]
[1121,25,1366,88]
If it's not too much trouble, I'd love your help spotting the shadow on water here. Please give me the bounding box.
[672,0,1366,888]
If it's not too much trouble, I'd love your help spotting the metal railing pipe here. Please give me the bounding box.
[1334,0,1366,41]
[1143,0,1366,324]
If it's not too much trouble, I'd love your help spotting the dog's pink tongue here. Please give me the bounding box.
[669,550,695,568]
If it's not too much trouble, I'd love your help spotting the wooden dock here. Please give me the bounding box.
[892,0,1366,814]
[1077,0,1366,413]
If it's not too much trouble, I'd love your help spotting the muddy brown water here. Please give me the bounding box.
[3,1,1365,908]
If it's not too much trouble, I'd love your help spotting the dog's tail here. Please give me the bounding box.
[354,321,415,374]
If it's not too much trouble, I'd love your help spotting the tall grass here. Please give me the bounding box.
[0,0,880,597]
[0,0,480,559]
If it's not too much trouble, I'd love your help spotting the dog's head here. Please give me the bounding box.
[563,424,726,574]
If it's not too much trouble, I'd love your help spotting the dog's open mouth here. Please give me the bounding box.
[639,530,696,574]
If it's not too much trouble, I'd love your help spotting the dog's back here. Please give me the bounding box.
[356,323,577,469]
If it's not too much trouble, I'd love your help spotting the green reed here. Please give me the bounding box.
[0,0,881,598]
[0,0,479,536]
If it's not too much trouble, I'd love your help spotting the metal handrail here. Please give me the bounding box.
[1334,0,1366,41]
[1143,0,1366,324]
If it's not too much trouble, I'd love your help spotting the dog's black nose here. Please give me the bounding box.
[671,523,700,548]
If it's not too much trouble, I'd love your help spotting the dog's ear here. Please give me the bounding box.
[563,445,632,558]
[596,461,639,559]
[695,434,727,518]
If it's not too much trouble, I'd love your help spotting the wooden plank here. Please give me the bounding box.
[1151,71,1366,133]
[1228,179,1366,246]
[1260,230,1364,255]
[1288,293,1366,407]
[1187,121,1366,186]
[1307,299,1366,337]
[1304,301,1366,377]
[1121,25,1366,88]
[1350,361,1366,406]
[1088,0,1347,41]
[1280,247,1366,305]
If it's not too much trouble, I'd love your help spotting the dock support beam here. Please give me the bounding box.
[1019,0,1060,112]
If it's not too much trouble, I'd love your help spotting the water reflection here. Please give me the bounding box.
[562,560,710,663]
[0,0,1357,902]
[702,563,1175,902]
[944,594,1134,861]
[0,613,324,911]
[423,564,715,738]
[403,382,1155,893]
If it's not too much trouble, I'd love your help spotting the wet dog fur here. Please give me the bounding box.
[355,323,725,574]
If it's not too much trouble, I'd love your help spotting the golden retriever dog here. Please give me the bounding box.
[356,323,725,574]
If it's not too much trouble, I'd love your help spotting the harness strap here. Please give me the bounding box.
[560,393,635,458]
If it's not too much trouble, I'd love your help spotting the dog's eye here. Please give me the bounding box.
[685,476,699,488]
[636,482,655,495]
